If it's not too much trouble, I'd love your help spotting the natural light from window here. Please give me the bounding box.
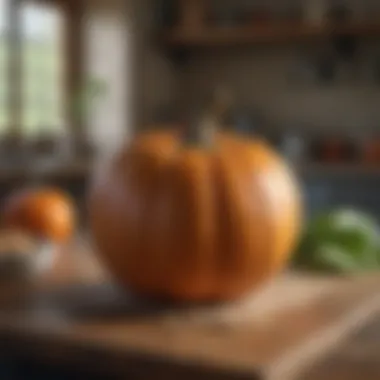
[0,0,8,130]
[0,0,64,136]
[21,1,64,137]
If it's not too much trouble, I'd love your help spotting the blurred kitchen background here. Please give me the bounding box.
[3,0,380,221]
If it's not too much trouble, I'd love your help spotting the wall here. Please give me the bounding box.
[179,43,380,135]
[176,0,380,135]
[132,0,178,127]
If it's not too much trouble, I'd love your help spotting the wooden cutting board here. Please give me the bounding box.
[0,244,379,380]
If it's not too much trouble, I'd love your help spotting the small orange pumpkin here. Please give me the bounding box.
[3,188,76,243]
[89,93,302,302]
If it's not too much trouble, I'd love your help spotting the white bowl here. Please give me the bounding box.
[0,240,58,283]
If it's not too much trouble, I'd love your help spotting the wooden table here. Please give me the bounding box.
[0,243,380,380]
[296,312,380,380]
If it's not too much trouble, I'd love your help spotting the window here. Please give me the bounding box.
[21,1,65,136]
[0,0,77,139]
[0,0,9,130]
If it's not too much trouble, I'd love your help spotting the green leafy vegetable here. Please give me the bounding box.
[294,209,380,273]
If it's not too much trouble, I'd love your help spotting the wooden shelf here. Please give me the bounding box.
[162,23,380,48]
[296,163,380,177]
[0,160,91,182]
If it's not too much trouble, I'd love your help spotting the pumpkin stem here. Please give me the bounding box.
[183,87,232,147]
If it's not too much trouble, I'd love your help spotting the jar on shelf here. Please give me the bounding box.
[361,134,380,164]
[304,0,327,26]
[313,135,353,163]
[179,0,206,33]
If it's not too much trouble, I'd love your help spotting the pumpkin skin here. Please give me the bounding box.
[3,188,75,243]
[89,130,302,302]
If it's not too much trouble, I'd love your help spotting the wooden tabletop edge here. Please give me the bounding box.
[267,292,380,380]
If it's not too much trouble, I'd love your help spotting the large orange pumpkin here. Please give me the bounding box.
[3,188,75,243]
[88,95,302,302]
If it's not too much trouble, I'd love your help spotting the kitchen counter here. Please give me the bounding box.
[0,242,379,380]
